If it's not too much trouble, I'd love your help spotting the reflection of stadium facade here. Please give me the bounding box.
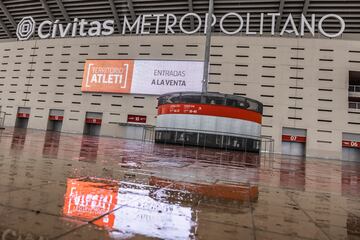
[0,1,359,160]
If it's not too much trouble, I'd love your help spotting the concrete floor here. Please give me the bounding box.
[0,128,359,240]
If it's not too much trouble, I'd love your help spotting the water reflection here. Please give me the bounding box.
[10,128,27,150]
[0,128,358,239]
[149,176,259,202]
[63,177,257,239]
[280,157,306,191]
[152,144,261,168]
[42,131,61,158]
[347,214,360,236]
[79,136,99,163]
[111,185,195,239]
[63,178,119,228]
[342,161,360,198]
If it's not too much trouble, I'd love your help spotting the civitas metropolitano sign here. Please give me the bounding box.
[16,13,346,41]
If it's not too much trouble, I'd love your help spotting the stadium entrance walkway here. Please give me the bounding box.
[0,128,359,240]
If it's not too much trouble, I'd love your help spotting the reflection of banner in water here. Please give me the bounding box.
[63,178,194,239]
[111,186,194,240]
[63,178,118,228]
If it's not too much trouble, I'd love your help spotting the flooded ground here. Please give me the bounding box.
[0,128,359,240]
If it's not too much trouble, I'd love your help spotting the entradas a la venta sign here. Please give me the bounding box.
[17,12,346,40]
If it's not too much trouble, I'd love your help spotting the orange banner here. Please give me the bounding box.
[82,60,134,93]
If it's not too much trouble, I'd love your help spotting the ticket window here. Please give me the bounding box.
[84,112,102,136]
[47,109,64,132]
[342,133,360,161]
[15,107,30,129]
[281,128,307,156]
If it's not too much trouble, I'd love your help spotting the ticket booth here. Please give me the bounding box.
[15,107,30,129]
[155,92,263,153]
[281,128,307,156]
[47,109,64,132]
[84,112,102,136]
[342,133,360,161]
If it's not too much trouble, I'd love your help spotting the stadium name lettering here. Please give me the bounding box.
[16,13,346,41]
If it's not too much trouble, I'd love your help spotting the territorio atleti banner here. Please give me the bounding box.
[81,60,204,95]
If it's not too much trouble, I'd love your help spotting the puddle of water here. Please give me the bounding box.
[0,128,359,240]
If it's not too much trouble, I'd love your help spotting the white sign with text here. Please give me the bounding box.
[131,60,204,95]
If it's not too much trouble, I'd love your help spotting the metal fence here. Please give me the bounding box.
[142,126,274,154]
[349,85,360,92]
[260,137,275,154]
[349,102,360,110]
[142,125,156,142]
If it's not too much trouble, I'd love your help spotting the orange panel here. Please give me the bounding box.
[82,60,134,94]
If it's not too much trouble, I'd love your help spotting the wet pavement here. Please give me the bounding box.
[0,128,359,240]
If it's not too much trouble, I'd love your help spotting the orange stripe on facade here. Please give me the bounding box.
[158,103,262,124]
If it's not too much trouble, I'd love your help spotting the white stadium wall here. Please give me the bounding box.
[0,35,359,159]
[156,114,261,139]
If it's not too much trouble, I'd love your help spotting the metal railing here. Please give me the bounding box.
[155,127,263,140]
[142,126,274,154]
[142,125,156,142]
[0,111,5,129]
[261,137,275,154]
[349,85,360,92]
[349,102,360,110]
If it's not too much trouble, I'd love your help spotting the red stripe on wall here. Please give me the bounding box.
[85,118,102,125]
[49,116,64,121]
[342,140,360,149]
[17,113,30,119]
[282,135,307,143]
[127,115,147,123]
[158,104,262,124]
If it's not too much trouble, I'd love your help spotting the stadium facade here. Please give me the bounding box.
[0,0,359,160]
